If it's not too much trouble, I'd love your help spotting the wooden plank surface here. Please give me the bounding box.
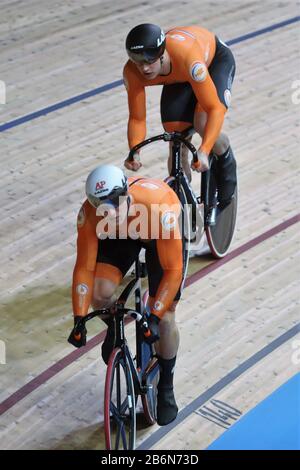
[0,0,299,450]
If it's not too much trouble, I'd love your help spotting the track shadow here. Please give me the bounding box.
[1,285,71,326]
[51,411,156,450]
[52,423,105,450]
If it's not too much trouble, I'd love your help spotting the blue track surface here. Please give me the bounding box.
[208,373,300,450]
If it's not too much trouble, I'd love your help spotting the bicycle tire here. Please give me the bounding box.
[141,357,160,425]
[104,347,136,450]
[139,289,159,425]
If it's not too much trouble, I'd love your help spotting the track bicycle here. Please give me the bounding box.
[128,127,238,258]
[73,259,159,450]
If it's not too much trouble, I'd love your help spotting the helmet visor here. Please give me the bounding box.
[88,189,128,209]
[127,47,164,64]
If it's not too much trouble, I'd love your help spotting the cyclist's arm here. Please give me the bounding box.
[123,64,147,149]
[151,214,183,319]
[72,204,98,317]
[186,55,226,155]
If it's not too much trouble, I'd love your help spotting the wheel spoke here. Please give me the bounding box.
[120,396,130,414]
[115,421,122,450]
[116,363,121,409]
[113,414,129,450]
[110,401,122,421]
[120,421,128,450]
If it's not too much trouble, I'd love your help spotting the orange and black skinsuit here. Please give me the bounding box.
[124,26,236,155]
[70,177,184,426]
[72,177,184,322]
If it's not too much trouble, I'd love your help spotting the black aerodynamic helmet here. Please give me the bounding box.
[126,23,166,64]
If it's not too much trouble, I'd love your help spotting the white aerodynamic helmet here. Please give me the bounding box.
[85,164,128,208]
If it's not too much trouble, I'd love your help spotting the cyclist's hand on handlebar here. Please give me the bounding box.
[191,150,209,172]
[68,316,87,348]
[124,152,142,171]
[144,313,160,344]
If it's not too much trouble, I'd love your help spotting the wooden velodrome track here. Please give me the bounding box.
[0,0,299,450]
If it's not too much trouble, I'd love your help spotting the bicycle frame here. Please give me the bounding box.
[78,258,159,449]
[97,258,155,396]
[76,257,157,392]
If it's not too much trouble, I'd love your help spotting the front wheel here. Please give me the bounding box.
[104,347,136,450]
[141,356,160,425]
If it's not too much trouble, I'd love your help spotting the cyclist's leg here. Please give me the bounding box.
[92,273,120,310]
[195,37,237,204]
[149,302,180,359]
[160,82,197,182]
[193,107,230,151]
[145,241,183,425]
[156,301,181,426]
[96,238,141,364]
[194,111,237,205]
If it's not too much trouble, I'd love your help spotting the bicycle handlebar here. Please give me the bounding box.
[74,307,150,337]
[73,262,153,340]
[127,130,198,163]
[73,308,109,338]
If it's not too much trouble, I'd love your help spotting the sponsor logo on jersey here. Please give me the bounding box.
[224,89,231,107]
[153,300,163,311]
[190,62,207,82]
[76,283,89,295]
